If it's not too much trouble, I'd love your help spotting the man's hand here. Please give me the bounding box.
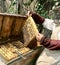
[26,11,32,17]
[36,33,44,42]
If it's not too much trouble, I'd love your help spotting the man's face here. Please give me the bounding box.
[53,12,60,25]
[53,6,60,25]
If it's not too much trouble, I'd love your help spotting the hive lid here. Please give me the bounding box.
[0,13,39,47]
[0,13,27,42]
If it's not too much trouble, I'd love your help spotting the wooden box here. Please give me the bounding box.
[0,13,43,65]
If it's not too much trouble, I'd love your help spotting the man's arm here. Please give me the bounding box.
[32,13,45,24]
[41,37,60,50]
[36,33,60,50]
[27,11,45,24]
[29,12,60,50]
[31,12,54,30]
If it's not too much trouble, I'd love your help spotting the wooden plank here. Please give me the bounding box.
[1,16,14,38]
[0,13,27,39]
[0,16,3,37]
[12,17,26,36]
[12,18,23,36]
[18,18,27,35]
[0,13,27,18]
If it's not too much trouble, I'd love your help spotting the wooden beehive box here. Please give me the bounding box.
[0,13,42,65]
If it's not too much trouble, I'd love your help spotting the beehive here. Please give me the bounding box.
[0,13,41,65]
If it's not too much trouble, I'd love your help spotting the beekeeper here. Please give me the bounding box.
[28,6,60,65]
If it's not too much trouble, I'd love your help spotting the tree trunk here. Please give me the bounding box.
[29,0,37,11]
[0,0,7,12]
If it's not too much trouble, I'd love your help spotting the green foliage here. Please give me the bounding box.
[23,0,33,5]
[35,3,49,18]
[7,0,18,14]
[35,0,60,18]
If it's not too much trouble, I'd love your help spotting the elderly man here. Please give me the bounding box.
[28,6,60,65]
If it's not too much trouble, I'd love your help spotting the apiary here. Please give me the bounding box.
[0,13,42,65]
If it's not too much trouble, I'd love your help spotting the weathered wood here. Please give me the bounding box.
[0,16,3,35]
[12,17,26,36]
[0,14,39,46]
[0,14,43,65]
[0,13,27,18]
[1,16,14,38]
[0,13,27,39]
